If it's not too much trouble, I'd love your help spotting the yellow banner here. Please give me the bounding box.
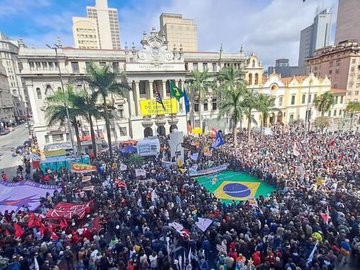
[140,98,178,116]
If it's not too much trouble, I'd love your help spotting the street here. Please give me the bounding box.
[0,124,29,179]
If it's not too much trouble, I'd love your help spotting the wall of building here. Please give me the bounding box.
[335,0,360,44]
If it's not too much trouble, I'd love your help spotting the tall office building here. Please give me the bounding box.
[160,13,198,52]
[298,9,331,67]
[72,0,120,50]
[335,0,360,43]
[0,63,14,126]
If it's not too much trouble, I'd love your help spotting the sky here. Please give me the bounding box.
[0,0,339,67]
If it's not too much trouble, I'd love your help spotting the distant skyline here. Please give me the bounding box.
[0,0,338,67]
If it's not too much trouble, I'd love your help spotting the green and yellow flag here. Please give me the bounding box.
[170,81,184,101]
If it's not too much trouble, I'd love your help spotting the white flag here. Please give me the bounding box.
[135,168,146,177]
[195,218,213,232]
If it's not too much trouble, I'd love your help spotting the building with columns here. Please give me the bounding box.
[18,30,345,149]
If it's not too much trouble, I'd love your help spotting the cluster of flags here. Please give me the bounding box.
[155,81,190,113]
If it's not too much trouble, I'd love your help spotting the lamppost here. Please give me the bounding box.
[46,44,75,153]
[304,78,313,141]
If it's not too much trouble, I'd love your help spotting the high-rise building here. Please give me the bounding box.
[0,63,15,126]
[268,59,306,77]
[72,17,100,49]
[307,40,360,103]
[335,0,360,44]
[0,32,29,121]
[72,0,120,50]
[160,13,198,52]
[298,9,331,67]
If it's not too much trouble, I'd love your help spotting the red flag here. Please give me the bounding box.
[5,229,10,236]
[320,206,330,224]
[115,179,127,188]
[14,224,24,238]
[39,223,46,236]
[91,216,101,233]
[50,230,59,240]
[180,229,190,238]
[28,213,35,228]
[59,218,68,229]
[34,215,42,228]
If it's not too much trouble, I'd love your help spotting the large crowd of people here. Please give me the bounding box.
[0,125,359,270]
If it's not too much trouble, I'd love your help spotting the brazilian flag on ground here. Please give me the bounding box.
[196,171,275,205]
[170,81,184,101]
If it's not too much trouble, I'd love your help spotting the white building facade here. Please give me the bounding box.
[18,31,345,149]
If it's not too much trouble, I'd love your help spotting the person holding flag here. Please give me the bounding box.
[211,130,225,150]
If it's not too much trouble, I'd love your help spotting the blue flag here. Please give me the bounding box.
[211,131,224,150]
[184,90,190,113]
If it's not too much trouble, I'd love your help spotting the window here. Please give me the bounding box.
[118,105,124,118]
[335,96,339,104]
[291,95,296,105]
[53,134,63,142]
[308,94,312,103]
[120,127,127,136]
[185,63,188,70]
[339,109,342,115]
[289,114,294,122]
[212,98,217,111]
[99,62,106,67]
[193,63,198,71]
[42,62,47,69]
[49,62,54,69]
[139,81,146,95]
[35,62,41,69]
[212,63,217,72]
[45,135,50,144]
[204,102,208,111]
[278,96,283,106]
[302,94,306,104]
[194,103,199,112]
[355,91,359,95]
[85,62,91,71]
[248,73,253,85]
[71,62,79,73]
[203,63,208,71]
[352,59,356,64]
[36,88,42,99]
[333,110,337,116]
[112,62,119,73]
[328,111,331,117]
[254,73,259,85]
[340,96,344,103]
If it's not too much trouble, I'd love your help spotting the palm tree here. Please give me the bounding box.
[126,154,144,168]
[187,71,212,131]
[218,83,246,146]
[242,89,259,141]
[345,101,360,130]
[73,87,103,157]
[314,91,335,116]
[217,67,246,141]
[84,64,129,160]
[257,94,277,132]
[46,85,83,153]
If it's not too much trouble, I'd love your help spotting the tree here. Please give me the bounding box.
[242,89,259,141]
[314,91,335,116]
[218,83,246,146]
[187,71,212,131]
[46,85,83,154]
[256,94,277,132]
[72,87,103,157]
[313,116,331,130]
[84,64,129,160]
[345,101,360,131]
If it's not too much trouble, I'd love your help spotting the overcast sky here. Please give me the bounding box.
[0,0,339,67]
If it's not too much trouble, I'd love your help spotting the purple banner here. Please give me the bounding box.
[0,181,59,213]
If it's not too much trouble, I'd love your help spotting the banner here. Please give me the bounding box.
[120,163,128,171]
[135,168,147,177]
[46,201,92,220]
[140,98,178,116]
[70,163,97,173]
[0,181,59,213]
[189,163,229,177]
[195,217,213,232]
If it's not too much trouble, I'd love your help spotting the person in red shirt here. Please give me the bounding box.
[252,251,261,266]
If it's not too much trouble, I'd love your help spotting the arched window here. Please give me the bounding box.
[144,127,153,137]
[36,88,42,99]
[248,73,253,85]
[45,84,53,96]
[255,73,259,85]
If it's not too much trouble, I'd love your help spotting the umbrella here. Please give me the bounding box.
[121,145,137,154]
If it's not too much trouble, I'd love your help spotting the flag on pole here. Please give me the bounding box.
[170,81,184,101]
[184,90,190,113]
[155,90,166,110]
[306,241,318,267]
[211,131,224,150]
